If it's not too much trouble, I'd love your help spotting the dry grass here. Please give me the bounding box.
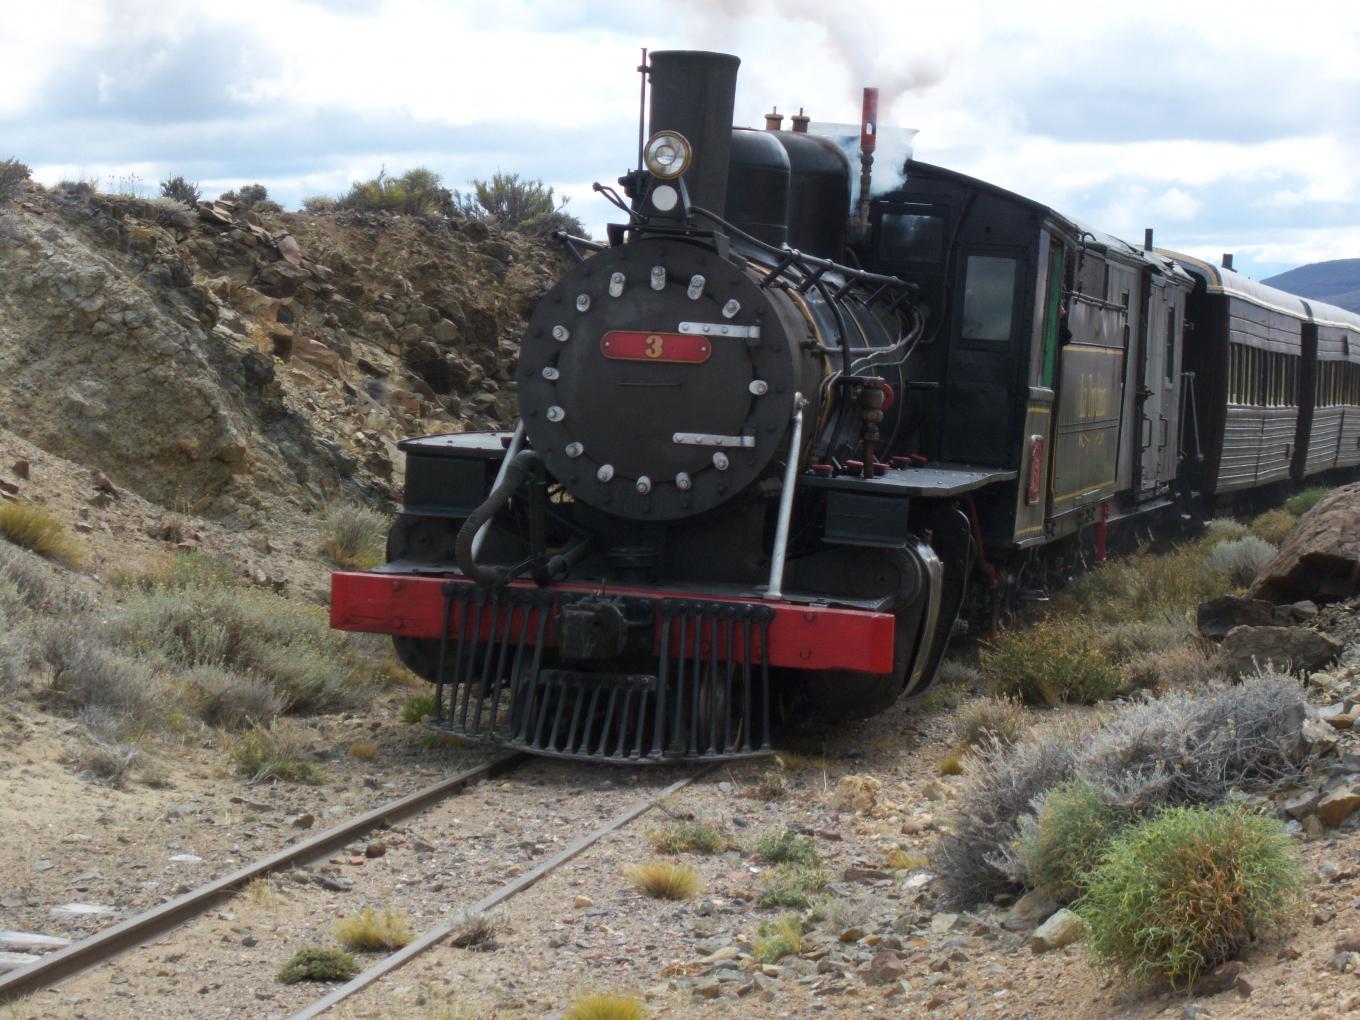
[335,908,415,951]
[758,863,829,908]
[320,503,389,570]
[563,994,647,1020]
[982,618,1120,706]
[954,696,1027,749]
[348,741,380,759]
[937,748,966,775]
[1055,540,1231,625]
[624,861,702,900]
[447,910,507,950]
[647,820,727,855]
[886,848,929,870]
[0,502,84,567]
[752,829,818,866]
[229,722,323,784]
[753,913,803,964]
[245,878,281,909]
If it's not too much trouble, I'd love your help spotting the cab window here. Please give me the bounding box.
[879,210,945,263]
[961,254,1017,343]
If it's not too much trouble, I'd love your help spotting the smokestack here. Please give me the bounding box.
[764,107,783,131]
[790,108,810,134]
[859,87,879,221]
[647,50,741,214]
[1221,253,1234,271]
[1143,228,1153,252]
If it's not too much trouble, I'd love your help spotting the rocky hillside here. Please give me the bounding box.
[0,182,566,524]
[1263,258,1360,314]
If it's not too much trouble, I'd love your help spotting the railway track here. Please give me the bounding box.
[0,751,710,1018]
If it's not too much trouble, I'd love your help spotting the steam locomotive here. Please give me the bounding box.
[330,50,1360,763]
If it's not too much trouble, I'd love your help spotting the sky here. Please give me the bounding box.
[4,0,1359,281]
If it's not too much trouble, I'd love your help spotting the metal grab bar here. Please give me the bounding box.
[764,393,806,600]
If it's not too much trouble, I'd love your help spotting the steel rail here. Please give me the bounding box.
[0,752,527,1004]
[287,766,713,1020]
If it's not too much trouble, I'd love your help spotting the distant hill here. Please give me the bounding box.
[1262,258,1360,314]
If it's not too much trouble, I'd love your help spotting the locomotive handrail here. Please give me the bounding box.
[687,205,917,299]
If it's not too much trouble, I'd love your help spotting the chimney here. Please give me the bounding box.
[859,87,879,221]
[1143,228,1153,252]
[764,107,783,131]
[790,107,810,133]
[1221,253,1234,271]
[647,50,741,214]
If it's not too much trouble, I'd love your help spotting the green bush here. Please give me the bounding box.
[759,864,829,909]
[1017,777,1128,902]
[982,619,1120,705]
[1056,542,1230,625]
[1079,804,1302,989]
[648,821,727,855]
[954,695,1027,748]
[218,183,282,212]
[1204,518,1249,542]
[1249,508,1296,546]
[0,158,31,206]
[1285,486,1328,517]
[753,829,818,865]
[1204,535,1275,587]
[159,175,200,204]
[454,171,586,237]
[229,722,323,783]
[339,166,455,217]
[277,947,360,984]
[402,693,436,724]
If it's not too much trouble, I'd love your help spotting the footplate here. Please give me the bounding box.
[428,583,774,763]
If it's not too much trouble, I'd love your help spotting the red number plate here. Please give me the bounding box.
[600,331,712,364]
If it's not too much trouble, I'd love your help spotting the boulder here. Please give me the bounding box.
[1032,908,1085,952]
[1221,625,1342,677]
[1002,890,1058,932]
[1197,595,1276,640]
[1251,483,1360,603]
[1317,787,1360,828]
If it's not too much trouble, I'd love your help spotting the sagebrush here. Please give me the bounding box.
[1204,535,1276,587]
[1285,486,1328,517]
[320,503,388,570]
[982,618,1120,705]
[1079,803,1303,989]
[1250,508,1296,546]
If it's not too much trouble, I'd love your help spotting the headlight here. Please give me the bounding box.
[644,131,692,180]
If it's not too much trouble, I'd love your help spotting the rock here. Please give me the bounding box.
[276,233,302,266]
[168,853,203,864]
[1251,483,1360,603]
[829,774,882,813]
[0,952,41,974]
[1002,890,1058,931]
[928,913,961,935]
[1221,625,1342,677]
[49,903,114,918]
[1317,788,1360,827]
[0,931,71,952]
[364,842,386,859]
[461,219,490,242]
[1197,595,1276,640]
[864,950,906,986]
[90,469,120,499]
[12,459,30,480]
[0,478,17,496]
[1191,960,1252,998]
[573,895,593,909]
[1031,908,1085,952]
[292,336,345,376]
[32,859,54,872]
[1300,717,1341,755]
[287,813,315,830]
[1281,788,1323,821]
[1303,814,1328,838]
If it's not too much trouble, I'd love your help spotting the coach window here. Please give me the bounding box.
[961,254,1018,343]
[1165,307,1176,382]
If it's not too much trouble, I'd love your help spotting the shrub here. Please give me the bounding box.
[982,619,1120,706]
[758,864,829,909]
[302,195,338,213]
[1097,614,1196,666]
[1204,518,1249,543]
[563,994,647,1020]
[0,158,31,206]
[229,722,323,783]
[277,947,360,984]
[219,183,281,211]
[0,502,84,567]
[68,710,143,786]
[182,664,284,730]
[0,541,59,609]
[954,696,1027,748]
[113,583,377,714]
[120,549,240,591]
[1017,777,1127,902]
[753,913,803,963]
[937,749,965,775]
[159,175,201,204]
[454,171,586,237]
[753,829,818,865]
[1205,536,1276,588]
[403,694,436,724]
[34,621,163,733]
[1285,486,1328,517]
[447,910,506,950]
[145,196,194,229]
[0,614,28,695]
[339,166,455,217]
[1078,804,1303,989]
[348,741,379,759]
[335,908,415,951]
[1249,508,1296,546]
[1056,542,1229,625]
[320,503,388,570]
[1121,642,1220,693]
[624,861,701,900]
[648,821,727,855]
[937,673,1313,906]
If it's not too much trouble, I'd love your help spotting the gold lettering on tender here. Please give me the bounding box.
[1078,373,1110,419]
